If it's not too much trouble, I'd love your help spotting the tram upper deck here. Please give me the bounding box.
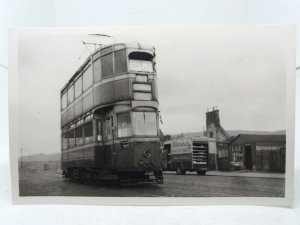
[60,43,158,127]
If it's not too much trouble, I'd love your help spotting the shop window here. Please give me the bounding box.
[231,145,243,161]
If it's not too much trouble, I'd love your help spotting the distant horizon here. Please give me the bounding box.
[19,128,287,157]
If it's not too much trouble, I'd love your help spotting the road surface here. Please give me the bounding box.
[19,169,285,197]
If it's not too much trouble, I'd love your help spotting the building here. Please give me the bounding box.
[204,108,231,170]
[229,134,286,172]
[203,108,286,172]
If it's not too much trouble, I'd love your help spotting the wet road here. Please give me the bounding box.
[19,169,285,197]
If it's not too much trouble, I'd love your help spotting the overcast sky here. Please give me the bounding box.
[17,26,293,155]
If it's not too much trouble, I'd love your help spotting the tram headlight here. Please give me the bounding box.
[143,150,152,159]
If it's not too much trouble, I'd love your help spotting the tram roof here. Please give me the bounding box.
[61,42,155,94]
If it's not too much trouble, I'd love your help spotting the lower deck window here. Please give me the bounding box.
[84,121,93,143]
[68,130,75,148]
[75,126,83,145]
[117,112,132,137]
[62,134,68,150]
[132,111,157,136]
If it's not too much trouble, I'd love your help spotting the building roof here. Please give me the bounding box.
[230,134,286,145]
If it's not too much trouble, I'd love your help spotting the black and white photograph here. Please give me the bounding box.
[9,26,295,205]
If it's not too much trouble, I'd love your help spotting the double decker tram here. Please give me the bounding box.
[60,43,163,184]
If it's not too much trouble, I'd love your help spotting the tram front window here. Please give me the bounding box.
[129,60,153,73]
[132,112,157,136]
[128,51,153,73]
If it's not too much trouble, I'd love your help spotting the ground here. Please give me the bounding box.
[18,168,285,197]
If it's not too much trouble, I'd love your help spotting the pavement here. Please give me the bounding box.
[164,170,285,179]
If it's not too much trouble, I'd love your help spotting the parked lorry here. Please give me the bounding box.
[162,137,216,175]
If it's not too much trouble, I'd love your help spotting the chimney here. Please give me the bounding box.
[206,108,220,128]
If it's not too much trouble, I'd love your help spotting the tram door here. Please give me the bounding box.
[95,118,105,168]
[105,116,116,167]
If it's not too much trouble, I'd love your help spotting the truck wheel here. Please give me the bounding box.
[176,167,186,175]
[197,171,206,175]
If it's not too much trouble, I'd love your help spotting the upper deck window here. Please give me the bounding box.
[93,57,101,82]
[114,50,127,74]
[67,85,74,104]
[75,77,82,99]
[129,52,153,73]
[101,53,113,78]
[83,66,93,91]
[61,92,67,109]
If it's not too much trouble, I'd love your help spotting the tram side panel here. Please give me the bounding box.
[62,147,96,169]
[93,79,130,106]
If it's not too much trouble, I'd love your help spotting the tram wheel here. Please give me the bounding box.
[196,171,206,175]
